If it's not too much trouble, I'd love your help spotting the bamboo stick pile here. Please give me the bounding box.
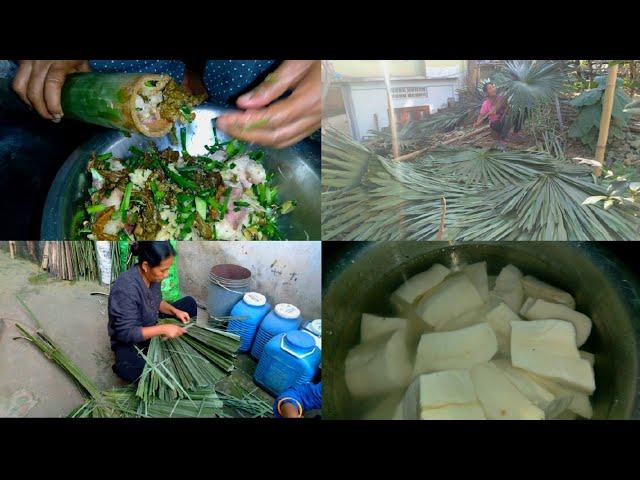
[42,241,99,282]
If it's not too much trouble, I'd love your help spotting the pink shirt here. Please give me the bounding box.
[480,96,504,123]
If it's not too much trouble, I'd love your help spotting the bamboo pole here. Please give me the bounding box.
[394,125,491,162]
[594,63,619,177]
[381,61,400,160]
[41,242,50,270]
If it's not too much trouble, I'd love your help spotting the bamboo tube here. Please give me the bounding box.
[594,63,619,176]
[61,73,204,137]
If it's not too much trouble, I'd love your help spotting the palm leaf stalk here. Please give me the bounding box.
[322,127,640,240]
[137,388,225,418]
[218,381,273,418]
[15,322,102,400]
[14,313,256,418]
[136,322,240,403]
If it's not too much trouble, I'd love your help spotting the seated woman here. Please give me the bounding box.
[473,82,525,141]
[107,241,197,383]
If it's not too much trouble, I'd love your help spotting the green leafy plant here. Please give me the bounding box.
[568,76,631,148]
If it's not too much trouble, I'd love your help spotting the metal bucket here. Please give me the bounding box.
[322,241,640,419]
[207,264,252,325]
[41,104,321,240]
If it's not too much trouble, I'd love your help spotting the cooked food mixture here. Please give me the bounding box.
[346,261,596,420]
[77,135,295,241]
[132,77,204,136]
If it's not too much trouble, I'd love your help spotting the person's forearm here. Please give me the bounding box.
[159,300,177,316]
[141,324,166,340]
[281,402,302,418]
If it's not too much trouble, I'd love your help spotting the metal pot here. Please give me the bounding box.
[41,104,321,240]
[322,241,640,419]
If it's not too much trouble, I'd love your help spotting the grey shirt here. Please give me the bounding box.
[108,265,162,350]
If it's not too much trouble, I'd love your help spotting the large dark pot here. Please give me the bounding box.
[42,104,321,240]
[322,241,640,419]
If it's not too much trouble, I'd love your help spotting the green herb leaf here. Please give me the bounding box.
[195,197,207,220]
[96,152,113,162]
[87,204,107,215]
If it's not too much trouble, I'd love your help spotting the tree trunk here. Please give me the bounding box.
[466,60,479,92]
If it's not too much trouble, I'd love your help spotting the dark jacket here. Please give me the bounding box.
[108,265,162,350]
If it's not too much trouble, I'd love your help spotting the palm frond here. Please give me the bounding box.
[494,60,566,121]
[321,128,640,241]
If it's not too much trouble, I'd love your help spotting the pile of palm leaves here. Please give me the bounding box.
[136,320,240,403]
[322,126,640,240]
[14,312,253,418]
[362,124,423,155]
[412,86,486,135]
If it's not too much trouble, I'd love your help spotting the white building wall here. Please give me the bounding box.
[346,79,460,140]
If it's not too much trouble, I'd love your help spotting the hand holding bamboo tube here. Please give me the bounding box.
[13,62,205,137]
[12,60,91,121]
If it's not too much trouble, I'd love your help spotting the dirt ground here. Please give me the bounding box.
[0,250,274,417]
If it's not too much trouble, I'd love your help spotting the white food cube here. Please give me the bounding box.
[526,371,593,419]
[521,276,576,309]
[345,330,412,397]
[360,313,408,343]
[511,320,595,394]
[415,274,484,330]
[492,359,572,419]
[579,350,595,367]
[491,264,524,313]
[403,370,485,420]
[413,323,497,377]
[462,261,489,301]
[522,299,592,347]
[470,362,545,420]
[485,302,526,356]
[391,264,450,307]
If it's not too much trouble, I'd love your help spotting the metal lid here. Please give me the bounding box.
[243,292,266,307]
[275,303,300,320]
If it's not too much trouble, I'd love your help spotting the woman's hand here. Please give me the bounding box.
[160,324,187,339]
[216,60,321,149]
[12,60,91,121]
[173,309,191,324]
[280,402,302,418]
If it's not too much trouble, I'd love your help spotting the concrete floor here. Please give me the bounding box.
[0,250,273,417]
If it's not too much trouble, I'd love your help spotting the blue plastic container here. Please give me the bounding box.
[228,292,272,352]
[253,330,321,396]
[302,319,322,350]
[251,303,301,360]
